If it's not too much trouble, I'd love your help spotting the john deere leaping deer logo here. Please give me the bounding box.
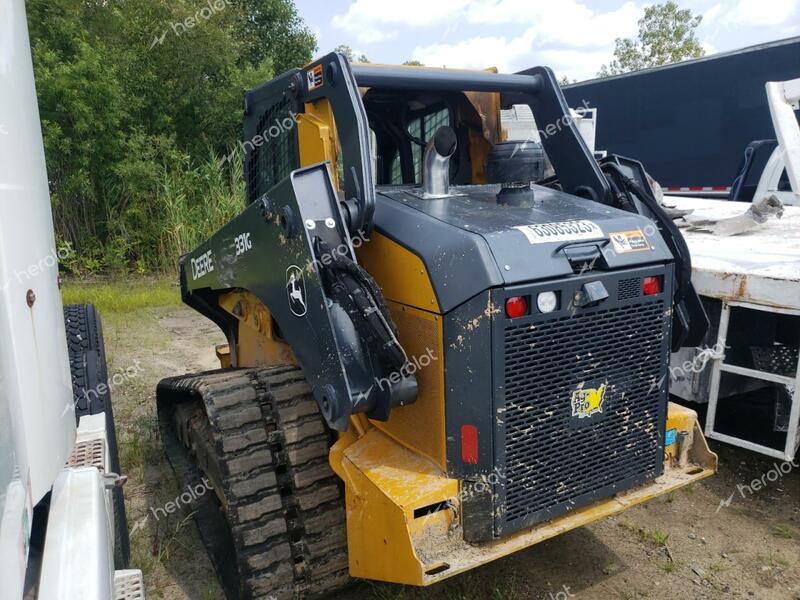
[571,382,606,419]
[286,265,307,317]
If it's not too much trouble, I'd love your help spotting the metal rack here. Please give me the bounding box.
[705,301,800,461]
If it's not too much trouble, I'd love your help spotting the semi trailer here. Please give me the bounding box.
[561,37,800,200]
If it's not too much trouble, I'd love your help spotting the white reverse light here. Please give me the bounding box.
[536,291,558,313]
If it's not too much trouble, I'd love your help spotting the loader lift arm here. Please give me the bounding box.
[182,163,414,432]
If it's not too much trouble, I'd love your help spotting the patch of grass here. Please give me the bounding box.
[648,529,670,546]
[119,414,162,480]
[763,551,790,568]
[657,558,675,573]
[771,525,793,539]
[708,560,727,574]
[618,521,670,548]
[617,519,638,534]
[62,276,181,314]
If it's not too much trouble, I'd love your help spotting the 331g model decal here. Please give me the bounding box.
[234,232,253,256]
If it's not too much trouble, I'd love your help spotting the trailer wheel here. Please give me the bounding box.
[64,303,131,569]
[157,366,350,599]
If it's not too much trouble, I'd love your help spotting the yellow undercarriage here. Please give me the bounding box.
[329,402,717,586]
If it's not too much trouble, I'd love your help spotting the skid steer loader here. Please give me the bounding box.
[156,53,718,599]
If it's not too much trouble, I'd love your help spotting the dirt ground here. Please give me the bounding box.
[104,305,800,600]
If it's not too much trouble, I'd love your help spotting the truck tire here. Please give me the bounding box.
[63,303,131,569]
[157,366,350,599]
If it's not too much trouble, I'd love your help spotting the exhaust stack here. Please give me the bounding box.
[423,126,457,198]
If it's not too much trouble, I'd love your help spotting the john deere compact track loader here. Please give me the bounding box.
[156,53,717,599]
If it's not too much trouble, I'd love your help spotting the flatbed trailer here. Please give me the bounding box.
[669,197,800,461]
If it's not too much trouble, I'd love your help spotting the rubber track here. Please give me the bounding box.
[157,367,350,599]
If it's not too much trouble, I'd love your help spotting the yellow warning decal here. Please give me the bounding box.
[307,64,323,91]
[571,383,606,418]
[609,229,651,253]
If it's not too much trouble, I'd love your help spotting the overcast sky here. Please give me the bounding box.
[294,0,800,81]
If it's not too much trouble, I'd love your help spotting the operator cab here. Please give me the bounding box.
[363,88,493,187]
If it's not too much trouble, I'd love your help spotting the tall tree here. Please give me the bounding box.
[236,0,317,73]
[334,44,369,63]
[598,1,704,77]
[26,0,316,268]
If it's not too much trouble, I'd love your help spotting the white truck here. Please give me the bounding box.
[0,1,142,597]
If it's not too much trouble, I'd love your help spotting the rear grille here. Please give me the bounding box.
[618,277,641,300]
[501,298,667,530]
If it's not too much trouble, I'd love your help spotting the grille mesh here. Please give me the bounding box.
[618,277,641,300]
[247,98,299,201]
[502,300,666,528]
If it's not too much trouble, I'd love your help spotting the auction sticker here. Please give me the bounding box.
[514,220,603,244]
[609,230,651,253]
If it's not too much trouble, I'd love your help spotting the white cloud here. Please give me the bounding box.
[354,29,397,44]
[465,0,643,48]
[409,1,645,80]
[333,0,757,80]
[701,41,718,55]
[332,0,645,47]
[412,30,536,71]
[702,3,724,24]
[536,48,619,81]
[723,0,799,25]
[411,29,615,80]
[332,0,470,44]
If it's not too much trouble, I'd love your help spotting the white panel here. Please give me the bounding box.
[0,0,76,506]
[669,197,800,310]
[38,468,115,600]
[766,79,800,200]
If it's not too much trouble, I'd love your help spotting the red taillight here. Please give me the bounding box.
[643,276,662,296]
[461,425,479,464]
[505,296,529,318]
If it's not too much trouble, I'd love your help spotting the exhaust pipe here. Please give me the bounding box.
[422,126,457,198]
